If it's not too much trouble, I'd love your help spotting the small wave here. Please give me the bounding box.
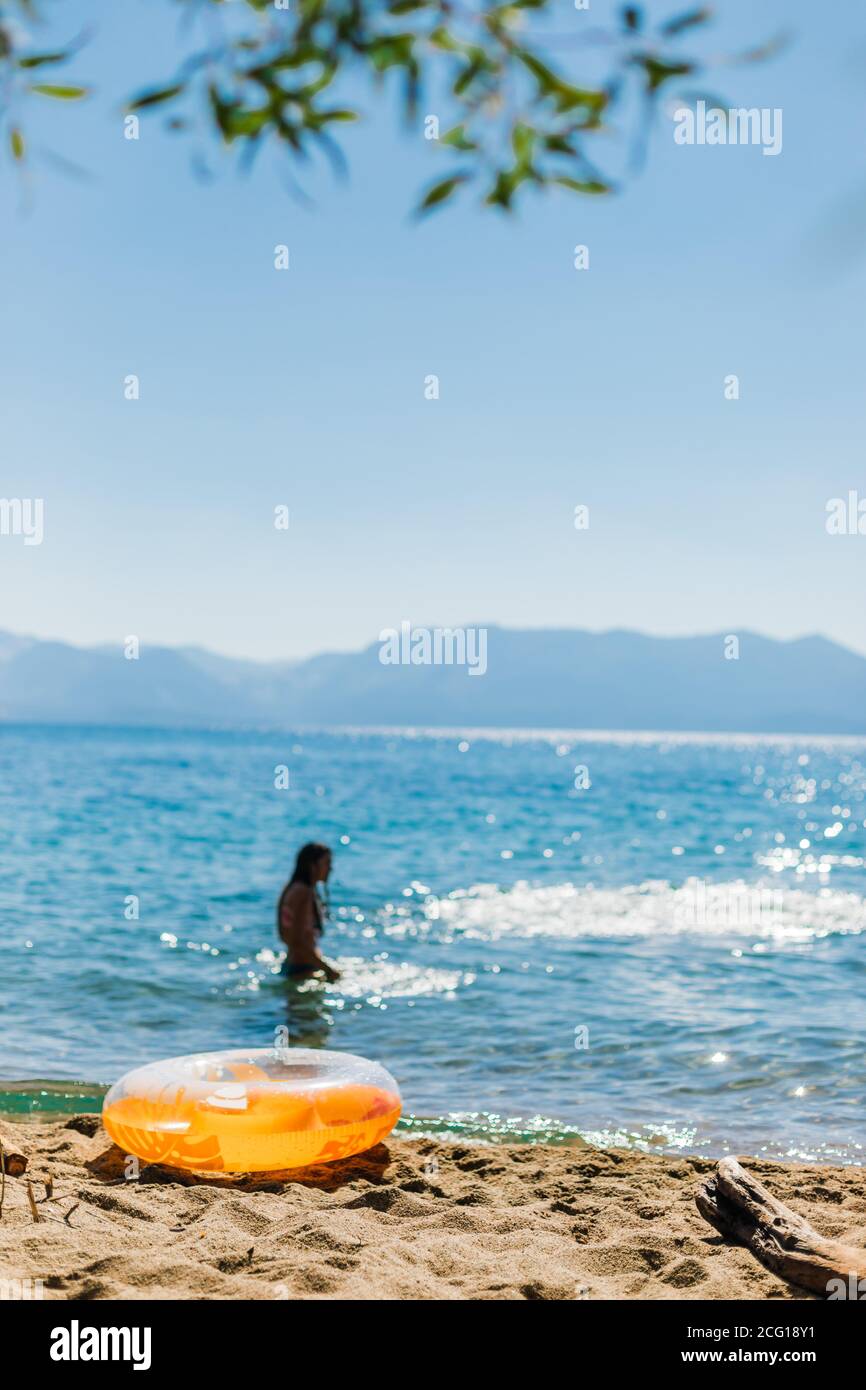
[318,956,470,1001]
[400,878,866,945]
[222,952,472,1001]
[0,1079,106,1117]
[397,1111,593,1146]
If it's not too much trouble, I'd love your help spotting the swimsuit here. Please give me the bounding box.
[278,884,325,974]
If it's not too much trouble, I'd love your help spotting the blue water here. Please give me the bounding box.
[3,725,866,1163]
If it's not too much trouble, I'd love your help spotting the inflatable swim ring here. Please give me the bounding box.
[102,1047,402,1173]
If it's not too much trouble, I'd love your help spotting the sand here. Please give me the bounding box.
[1,1117,863,1300]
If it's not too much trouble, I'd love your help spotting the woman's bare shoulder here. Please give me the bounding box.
[281,881,312,906]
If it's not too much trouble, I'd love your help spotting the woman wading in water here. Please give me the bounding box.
[277,842,341,982]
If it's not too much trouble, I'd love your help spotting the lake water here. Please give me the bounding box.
[3,725,865,1163]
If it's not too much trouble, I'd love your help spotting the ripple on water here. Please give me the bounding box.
[395,878,866,947]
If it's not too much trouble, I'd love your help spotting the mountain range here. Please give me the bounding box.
[1,626,865,734]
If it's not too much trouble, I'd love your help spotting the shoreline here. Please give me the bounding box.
[1,1085,862,1168]
[2,1117,862,1300]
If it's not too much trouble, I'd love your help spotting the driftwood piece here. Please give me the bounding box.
[696,1156,866,1297]
[0,1122,28,1179]
[25,1180,40,1223]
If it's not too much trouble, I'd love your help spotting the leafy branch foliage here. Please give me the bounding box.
[0,1,781,211]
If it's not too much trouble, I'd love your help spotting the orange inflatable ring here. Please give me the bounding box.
[102,1047,402,1173]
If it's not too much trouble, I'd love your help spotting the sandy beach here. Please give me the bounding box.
[2,1118,863,1300]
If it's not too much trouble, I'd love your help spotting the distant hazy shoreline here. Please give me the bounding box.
[2,623,866,734]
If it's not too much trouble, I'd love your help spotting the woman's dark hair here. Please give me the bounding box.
[289,842,331,887]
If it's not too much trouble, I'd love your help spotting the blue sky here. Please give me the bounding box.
[2,0,866,661]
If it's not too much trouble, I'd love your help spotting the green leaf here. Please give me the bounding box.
[517,53,606,117]
[544,134,577,155]
[440,124,477,151]
[661,8,713,38]
[367,34,415,74]
[511,122,535,166]
[518,51,559,94]
[221,106,272,139]
[18,52,70,70]
[555,86,607,117]
[554,176,610,194]
[428,27,461,53]
[30,84,89,100]
[486,170,517,209]
[10,127,25,161]
[128,84,185,111]
[454,54,488,96]
[418,174,468,212]
[638,57,693,91]
[208,85,246,141]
